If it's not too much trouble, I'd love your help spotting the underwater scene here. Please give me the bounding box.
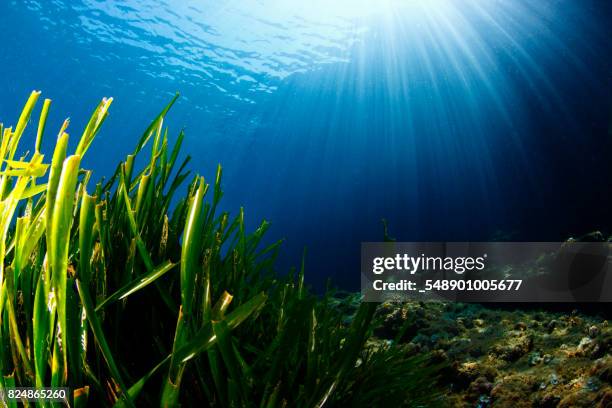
[0,0,611,406]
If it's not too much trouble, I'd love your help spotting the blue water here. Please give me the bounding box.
[2,0,611,291]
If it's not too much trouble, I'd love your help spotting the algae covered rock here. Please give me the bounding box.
[535,393,561,408]
[591,356,612,384]
[576,336,598,358]
[368,300,611,406]
[373,307,405,339]
[557,389,600,407]
[589,324,602,338]
[574,330,611,359]
[445,361,498,390]
[490,333,533,362]
[490,374,538,407]
[467,376,494,401]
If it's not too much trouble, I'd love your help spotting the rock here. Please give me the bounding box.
[558,389,599,407]
[430,349,447,364]
[543,354,553,364]
[362,299,609,406]
[515,321,527,331]
[491,334,533,362]
[402,341,421,357]
[373,307,410,340]
[597,389,612,408]
[457,317,473,330]
[537,393,561,408]
[468,376,493,399]
[585,377,600,392]
[548,373,559,386]
[529,320,541,329]
[595,332,612,357]
[529,351,543,366]
[590,357,612,384]
[490,374,537,407]
[414,306,425,318]
[577,336,592,352]
[411,334,429,347]
[588,325,601,338]
[445,361,497,389]
[576,336,599,358]
[476,395,492,408]
[568,315,582,327]
[468,345,485,358]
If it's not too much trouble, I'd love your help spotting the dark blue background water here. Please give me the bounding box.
[1,0,611,291]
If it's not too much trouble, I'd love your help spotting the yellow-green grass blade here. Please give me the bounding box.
[45,132,69,290]
[75,280,135,408]
[118,169,177,313]
[160,292,266,406]
[94,260,176,312]
[49,154,81,383]
[211,164,223,213]
[2,372,18,408]
[93,201,108,302]
[75,97,113,158]
[4,267,34,380]
[132,93,179,155]
[73,386,90,408]
[12,189,46,278]
[36,98,51,153]
[206,292,234,405]
[50,332,61,392]
[2,159,48,174]
[66,277,83,386]
[305,306,317,391]
[311,303,377,408]
[181,176,207,317]
[17,182,47,200]
[161,307,188,408]
[0,154,44,287]
[134,172,150,215]
[113,355,170,407]
[163,129,184,184]
[0,126,11,161]
[78,192,96,286]
[0,305,8,369]
[12,216,28,281]
[211,320,248,405]
[263,383,281,408]
[175,292,267,364]
[206,347,225,405]
[118,167,155,273]
[123,154,135,187]
[211,291,233,319]
[33,272,50,389]
[7,90,40,161]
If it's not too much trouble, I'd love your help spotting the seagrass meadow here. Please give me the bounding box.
[0,91,439,407]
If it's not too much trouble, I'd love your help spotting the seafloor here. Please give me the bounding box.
[335,295,611,407]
